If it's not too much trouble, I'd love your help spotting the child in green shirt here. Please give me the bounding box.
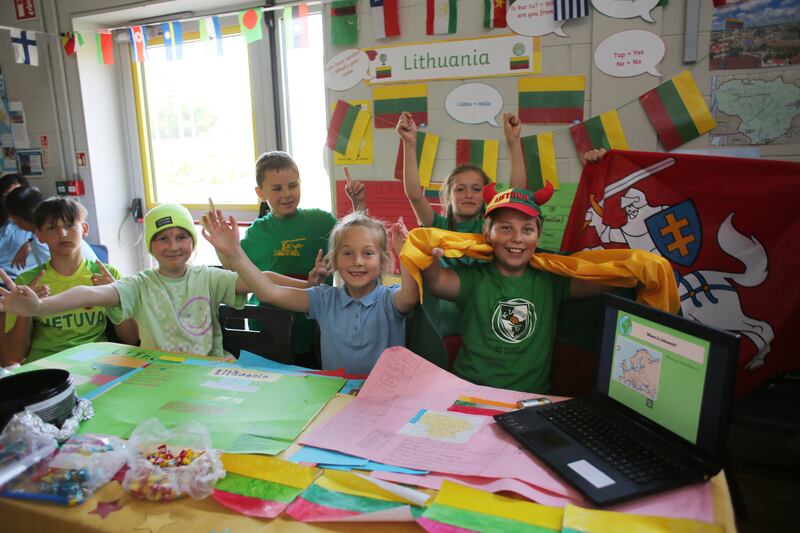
[2,197,138,365]
[240,151,365,365]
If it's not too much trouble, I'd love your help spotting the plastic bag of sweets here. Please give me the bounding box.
[122,418,224,502]
[0,434,126,505]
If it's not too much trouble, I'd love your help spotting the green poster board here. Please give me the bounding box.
[78,362,344,455]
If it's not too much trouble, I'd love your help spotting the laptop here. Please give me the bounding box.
[495,293,740,506]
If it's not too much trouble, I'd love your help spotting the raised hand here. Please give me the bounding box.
[91,260,115,286]
[307,249,332,287]
[396,111,418,144]
[28,269,50,299]
[343,167,366,209]
[11,240,32,270]
[503,112,521,144]
[584,148,607,164]
[200,199,242,260]
[0,269,42,315]
[388,217,409,257]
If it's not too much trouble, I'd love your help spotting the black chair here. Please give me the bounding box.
[218,304,294,364]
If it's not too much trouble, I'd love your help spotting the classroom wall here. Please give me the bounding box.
[324,1,799,193]
[1,0,798,275]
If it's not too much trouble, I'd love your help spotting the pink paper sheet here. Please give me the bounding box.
[370,471,714,523]
[301,347,571,495]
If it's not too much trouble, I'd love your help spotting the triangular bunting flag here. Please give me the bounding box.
[569,110,629,156]
[327,100,371,159]
[521,133,559,190]
[331,0,359,46]
[199,16,223,56]
[10,30,38,66]
[456,139,499,182]
[639,70,716,151]
[239,8,264,44]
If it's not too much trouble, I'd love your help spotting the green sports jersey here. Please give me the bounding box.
[240,208,337,354]
[454,262,571,393]
[7,260,122,364]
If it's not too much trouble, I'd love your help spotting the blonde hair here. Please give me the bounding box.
[440,164,490,229]
[328,211,391,277]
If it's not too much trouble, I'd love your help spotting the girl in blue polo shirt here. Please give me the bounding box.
[202,207,419,374]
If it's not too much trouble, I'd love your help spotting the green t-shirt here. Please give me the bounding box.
[7,260,122,364]
[106,265,246,357]
[240,208,337,354]
[453,263,571,393]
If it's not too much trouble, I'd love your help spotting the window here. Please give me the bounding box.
[278,9,331,211]
[133,30,256,210]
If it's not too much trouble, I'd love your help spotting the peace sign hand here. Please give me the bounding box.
[91,260,116,286]
[0,269,42,315]
[307,249,332,288]
[28,268,50,298]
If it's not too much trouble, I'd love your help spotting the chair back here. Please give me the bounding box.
[218,304,294,363]
[90,244,109,263]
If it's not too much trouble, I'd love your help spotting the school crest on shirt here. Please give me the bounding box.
[274,237,305,257]
[491,298,536,344]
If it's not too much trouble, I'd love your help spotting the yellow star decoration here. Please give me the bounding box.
[134,512,177,533]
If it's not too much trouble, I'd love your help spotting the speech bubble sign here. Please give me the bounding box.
[594,30,664,77]
[325,49,371,91]
[507,0,568,38]
[445,83,504,127]
[591,0,660,23]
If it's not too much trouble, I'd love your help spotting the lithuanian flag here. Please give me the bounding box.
[393,131,440,187]
[562,504,725,532]
[327,100,370,159]
[373,84,428,129]
[521,132,559,190]
[212,454,319,519]
[519,76,585,124]
[286,470,424,521]
[417,481,563,532]
[639,70,716,151]
[569,110,629,156]
[455,139,499,182]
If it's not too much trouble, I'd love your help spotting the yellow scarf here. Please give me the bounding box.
[399,227,679,314]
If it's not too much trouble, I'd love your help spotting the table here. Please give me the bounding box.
[0,395,737,531]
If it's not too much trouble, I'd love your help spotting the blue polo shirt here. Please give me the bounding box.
[307,283,406,374]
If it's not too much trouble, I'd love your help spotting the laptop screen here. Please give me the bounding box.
[596,295,739,456]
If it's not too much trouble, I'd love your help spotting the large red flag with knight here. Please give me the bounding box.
[562,150,800,397]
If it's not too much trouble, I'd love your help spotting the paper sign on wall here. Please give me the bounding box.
[325,49,372,91]
[592,0,660,22]
[366,34,541,85]
[445,83,503,127]
[507,0,568,38]
[594,30,664,77]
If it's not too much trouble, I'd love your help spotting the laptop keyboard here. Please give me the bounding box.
[539,402,689,485]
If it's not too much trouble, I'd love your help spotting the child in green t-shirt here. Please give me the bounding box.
[420,185,612,393]
[240,151,366,366]
[0,203,314,359]
[2,197,138,365]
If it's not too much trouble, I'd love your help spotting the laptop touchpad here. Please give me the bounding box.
[523,428,571,452]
